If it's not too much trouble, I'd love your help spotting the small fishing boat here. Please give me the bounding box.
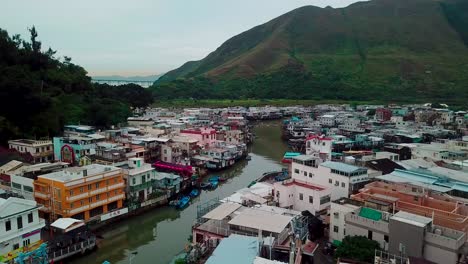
[189,189,200,197]
[200,182,211,189]
[210,180,219,189]
[176,196,190,209]
[209,176,219,182]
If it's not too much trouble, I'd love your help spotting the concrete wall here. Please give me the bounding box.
[388,218,425,258]
[345,214,389,250]
[424,243,459,264]
[329,203,359,243]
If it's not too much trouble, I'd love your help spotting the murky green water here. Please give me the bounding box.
[70,120,288,264]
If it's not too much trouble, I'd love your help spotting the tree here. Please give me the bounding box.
[335,236,380,263]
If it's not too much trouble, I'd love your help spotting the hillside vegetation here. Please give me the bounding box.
[152,0,468,105]
[0,27,153,145]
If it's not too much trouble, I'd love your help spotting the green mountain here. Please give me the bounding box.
[153,0,468,104]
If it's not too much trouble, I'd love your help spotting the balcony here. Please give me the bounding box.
[67,192,89,202]
[130,181,153,192]
[34,192,50,199]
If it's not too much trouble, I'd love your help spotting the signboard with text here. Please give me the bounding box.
[100,207,128,222]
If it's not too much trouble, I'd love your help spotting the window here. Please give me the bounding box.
[70,202,74,208]
[335,180,339,186]
[294,169,299,174]
[114,178,118,183]
[88,184,92,191]
[341,182,345,188]
[69,189,74,196]
[411,187,417,192]
[13,244,19,250]
[17,216,23,229]
[95,182,100,189]
[24,186,33,193]
[28,213,33,223]
[320,195,331,205]
[88,197,92,203]
[309,196,314,204]
[304,171,307,176]
[80,186,84,193]
[12,182,22,190]
[413,196,419,202]
[22,239,30,247]
[384,235,389,243]
[5,220,11,231]
[132,178,136,185]
[333,226,339,233]
[368,230,373,240]
[80,200,84,206]
[299,193,303,200]
[96,194,100,200]
[309,173,313,178]
[329,179,332,184]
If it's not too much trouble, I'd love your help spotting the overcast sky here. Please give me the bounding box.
[1,0,361,76]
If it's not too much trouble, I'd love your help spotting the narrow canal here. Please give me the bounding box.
[69,120,288,264]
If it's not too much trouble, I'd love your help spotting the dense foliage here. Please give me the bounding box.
[152,0,468,106]
[335,236,381,263]
[0,27,152,145]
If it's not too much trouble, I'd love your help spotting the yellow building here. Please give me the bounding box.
[34,164,125,222]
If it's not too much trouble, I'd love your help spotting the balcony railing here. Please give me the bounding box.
[34,192,50,199]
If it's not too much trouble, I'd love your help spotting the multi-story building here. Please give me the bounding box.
[329,198,362,244]
[291,157,369,200]
[8,162,69,201]
[305,135,332,160]
[8,139,54,163]
[344,208,465,264]
[273,155,331,215]
[124,158,162,210]
[0,197,45,263]
[180,128,217,148]
[53,135,103,164]
[376,108,392,122]
[33,164,125,222]
[319,114,336,127]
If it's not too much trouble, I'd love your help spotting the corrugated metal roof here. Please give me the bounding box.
[206,235,258,264]
[203,202,242,221]
[228,208,293,234]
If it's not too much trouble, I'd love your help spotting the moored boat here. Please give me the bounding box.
[189,189,200,197]
[176,196,190,209]
[200,182,211,189]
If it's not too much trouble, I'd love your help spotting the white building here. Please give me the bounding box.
[291,157,369,201]
[305,135,332,160]
[319,115,336,127]
[338,119,364,133]
[0,197,45,262]
[8,139,54,163]
[125,158,158,203]
[329,198,361,244]
[412,144,450,160]
[273,155,331,215]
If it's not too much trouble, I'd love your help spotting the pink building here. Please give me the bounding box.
[180,128,217,148]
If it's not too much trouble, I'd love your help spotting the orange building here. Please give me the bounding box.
[33,164,125,222]
[351,181,468,237]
